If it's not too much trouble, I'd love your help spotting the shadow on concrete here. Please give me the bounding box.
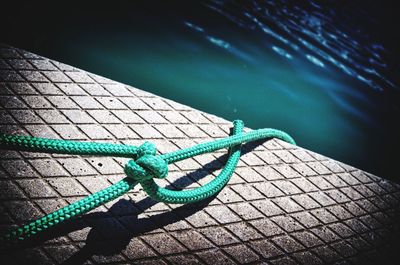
[3,139,267,264]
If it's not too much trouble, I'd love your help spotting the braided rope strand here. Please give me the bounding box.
[0,133,142,158]
[2,178,136,242]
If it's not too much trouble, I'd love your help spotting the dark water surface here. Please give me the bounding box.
[1,1,399,180]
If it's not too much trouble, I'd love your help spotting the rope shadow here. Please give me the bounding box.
[3,139,267,264]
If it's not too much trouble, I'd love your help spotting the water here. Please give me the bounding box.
[2,1,399,180]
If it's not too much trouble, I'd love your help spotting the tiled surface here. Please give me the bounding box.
[0,45,400,264]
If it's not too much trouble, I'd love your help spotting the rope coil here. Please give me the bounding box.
[0,120,295,242]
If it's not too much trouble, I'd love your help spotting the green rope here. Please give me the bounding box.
[0,120,295,242]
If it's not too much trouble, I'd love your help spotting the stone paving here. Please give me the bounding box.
[0,44,400,264]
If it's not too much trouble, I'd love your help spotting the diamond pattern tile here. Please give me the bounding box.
[0,45,399,264]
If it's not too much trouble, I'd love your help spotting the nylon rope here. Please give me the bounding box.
[0,120,295,242]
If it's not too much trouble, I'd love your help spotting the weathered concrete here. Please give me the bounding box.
[0,44,399,264]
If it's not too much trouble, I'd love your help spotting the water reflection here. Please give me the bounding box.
[184,20,254,63]
[184,21,204,33]
[272,46,292,60]
[206,36,230,49]
[204,0,397,93]
[306,54,325,68]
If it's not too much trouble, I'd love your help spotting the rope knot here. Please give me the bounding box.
[124,142,168,182]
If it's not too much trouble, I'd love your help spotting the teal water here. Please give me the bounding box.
[2,1,399,179]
